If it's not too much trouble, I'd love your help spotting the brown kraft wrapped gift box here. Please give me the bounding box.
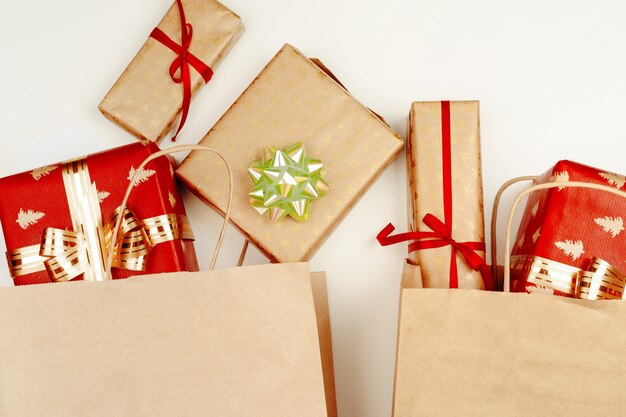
[407,101,487,289]
[99,0,244,143]
[177,44,404,263]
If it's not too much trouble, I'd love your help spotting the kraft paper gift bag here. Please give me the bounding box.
[392,181,626,417]
[0,146,336,417]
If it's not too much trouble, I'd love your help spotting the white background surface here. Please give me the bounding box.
[1,1,626,416]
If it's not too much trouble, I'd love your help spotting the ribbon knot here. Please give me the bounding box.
[419,214,486,271]
[149,0,214,141]
[377,213,493,290]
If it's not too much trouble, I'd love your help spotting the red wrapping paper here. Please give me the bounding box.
[0,142,198,286]
[511,160,626,295]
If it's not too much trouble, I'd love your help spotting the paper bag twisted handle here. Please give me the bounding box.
[105,145,233,276]
[492,179,626,292]
[490,176,537,289]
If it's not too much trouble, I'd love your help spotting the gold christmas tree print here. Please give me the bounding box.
[531,201,539,217]
[555,240,585,261]
[599,172,626,189]
[594,216,624,238]
[16,209,45,230]
[30,165,58,180]
[248,142,329,222]
[128,166,156,186]
[527,284,554,296]
[97,190,110,203]
[532,228,541,243]
[516,233,525,249]
[549,171,569,191]
[169,191,176,208]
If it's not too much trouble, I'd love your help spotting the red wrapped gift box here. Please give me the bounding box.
[510,160,626,297]
[0,142,198,286]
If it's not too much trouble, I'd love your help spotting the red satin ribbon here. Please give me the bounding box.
[377,101,494,290]
[149,0,214,141]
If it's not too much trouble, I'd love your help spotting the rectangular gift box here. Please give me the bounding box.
[0,142,198,286]
[99,0,244,143]
[511,160,626,298]
[177,44,403,263]
[407,101,488,289]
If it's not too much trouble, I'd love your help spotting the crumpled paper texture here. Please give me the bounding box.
[177,44,403,263]
[99,0,244,143]
[407,101,486,289]
[0,263,331,417]
[393,288,626,417]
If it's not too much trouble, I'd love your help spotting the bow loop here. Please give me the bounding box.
[422,214,453,242]
[377,213,492,289]
[169,59,185,84]
[40,228,85,282]
[182,23,193,49]
[37,207,153,282]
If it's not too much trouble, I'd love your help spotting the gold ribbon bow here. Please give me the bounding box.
[6,159,193,283]
[8,209,193,283]
[511,255,626,300]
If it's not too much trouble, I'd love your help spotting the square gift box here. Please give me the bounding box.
[511,160,626,298]
[177,44,404,263]
[99,0,244,143]
[0,142,198,286]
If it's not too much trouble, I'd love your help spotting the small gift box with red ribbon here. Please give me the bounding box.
[0,142,198,286]
[99,0,244,143]
[378,101,493,290]
[510,160,626,299]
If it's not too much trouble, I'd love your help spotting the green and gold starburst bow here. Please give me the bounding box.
[248,142,329,222]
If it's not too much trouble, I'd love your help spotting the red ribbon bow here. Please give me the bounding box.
[377,101,494,290]
[149,0,214,141]
[377,214,493,290]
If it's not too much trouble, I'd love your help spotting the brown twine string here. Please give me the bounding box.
[237,240,249,267]
[106,145,234,275]
[490,176,538,289]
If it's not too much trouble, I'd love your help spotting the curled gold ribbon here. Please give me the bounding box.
[511,255,626,300]
[6,158,194,282]
[104,207,152,272]
[578,258,626,301]
[8,210,193,282]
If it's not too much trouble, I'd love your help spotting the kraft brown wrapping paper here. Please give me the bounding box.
[393,284,626,417]
[177,44,403,263]
[99,0,244,143]
[407,101,486,289]
[0,263,332,417]
[311,272,338,417]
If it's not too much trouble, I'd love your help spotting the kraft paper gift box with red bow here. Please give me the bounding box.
[378,101,493,290]
[99,0,244,143]
[0,142,198,286]
[177,44,403,263]
[510,160,626,298]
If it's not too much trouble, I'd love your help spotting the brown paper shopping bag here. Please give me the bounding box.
[393,181,626,417]
[0,146,336,417]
